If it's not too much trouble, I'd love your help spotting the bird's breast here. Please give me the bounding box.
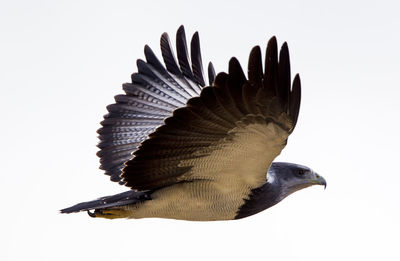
[123,180,252,221]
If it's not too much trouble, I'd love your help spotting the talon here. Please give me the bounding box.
[87,210,97,218]
[87,208,129,219]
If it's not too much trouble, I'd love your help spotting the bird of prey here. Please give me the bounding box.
[61,26,326,221]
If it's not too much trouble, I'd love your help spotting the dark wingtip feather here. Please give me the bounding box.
[265,36,278,96]
[176,25,195,81]
[264,37,300,132]
[248,45,263,86]
[278,41,291,112]
[289,73,301,132]
[266,36,278,58]
[144,44,165,72]
[228,57,247,114]
[228,57,246,84]
[190,31,206,86]
[208,62,216,85]
[160,32,181,75]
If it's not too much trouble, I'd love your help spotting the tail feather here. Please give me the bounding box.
[60,190,151,215]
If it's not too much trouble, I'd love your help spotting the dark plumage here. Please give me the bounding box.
[61,26,325,221]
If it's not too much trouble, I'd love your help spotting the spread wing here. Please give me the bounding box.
[122,37,301,191]
[97,26,216,184]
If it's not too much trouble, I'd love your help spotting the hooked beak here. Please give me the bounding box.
[314,173,327,189]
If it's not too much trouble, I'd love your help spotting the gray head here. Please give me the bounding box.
[268,162,326,202]
[235,162,326,219]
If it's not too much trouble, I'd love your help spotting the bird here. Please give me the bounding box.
[61,25,326,221]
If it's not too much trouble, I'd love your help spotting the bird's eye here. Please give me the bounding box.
[296,169,305,176]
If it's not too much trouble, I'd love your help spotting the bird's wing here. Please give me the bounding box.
[122,37,301,191]
[97,26,216,184]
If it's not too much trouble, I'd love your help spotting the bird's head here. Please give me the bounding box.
[268,162,326,201]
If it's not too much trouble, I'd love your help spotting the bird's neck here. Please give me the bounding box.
[234,174,283,219]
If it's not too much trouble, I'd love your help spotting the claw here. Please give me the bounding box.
[86,208,129,219]
[87,210,97,218]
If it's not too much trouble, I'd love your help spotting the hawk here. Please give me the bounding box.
[61,26,326,220]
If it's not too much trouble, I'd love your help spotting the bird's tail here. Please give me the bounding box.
[60,190,151,219]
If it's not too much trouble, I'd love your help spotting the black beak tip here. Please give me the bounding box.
[321,179,327,190]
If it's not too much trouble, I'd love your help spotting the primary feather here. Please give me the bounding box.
[97,25,214,184]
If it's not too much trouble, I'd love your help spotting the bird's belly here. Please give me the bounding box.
[123,180,248,221]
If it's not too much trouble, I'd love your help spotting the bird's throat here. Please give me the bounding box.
[234,181,282,219]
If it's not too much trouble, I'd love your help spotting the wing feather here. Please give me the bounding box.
[278,42,291,112]
[208,62,216,85]
[190,32,206,86]
[121,39,301,191]
[176,26,196,83]
[97,26,213,183]
[289,74,301,132]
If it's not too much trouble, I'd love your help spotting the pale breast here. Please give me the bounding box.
[123,180,251,221]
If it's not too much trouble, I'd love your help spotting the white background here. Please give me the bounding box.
[1,0,399,260]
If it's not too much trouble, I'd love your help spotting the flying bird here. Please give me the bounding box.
[61,26,326,221]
